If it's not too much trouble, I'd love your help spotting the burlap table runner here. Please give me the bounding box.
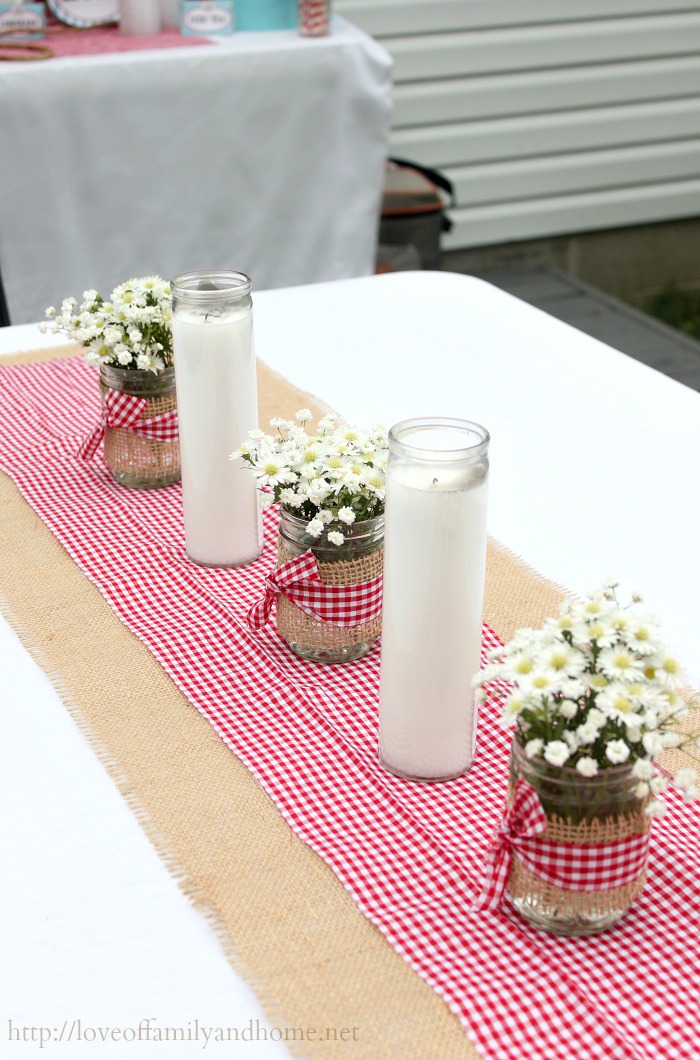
[1,345,696,1058]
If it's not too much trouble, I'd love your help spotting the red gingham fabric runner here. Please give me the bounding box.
[44,25,212,60]
[1,354,699,1060]
[246,550,383,629]
[475,779,652,912]
[77,387,179,461]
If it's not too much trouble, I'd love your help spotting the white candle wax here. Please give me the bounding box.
[119,0,161,35]
[172,305,262,568]
[379,461,488,781]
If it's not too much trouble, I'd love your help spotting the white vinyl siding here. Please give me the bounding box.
[336,1,700,249]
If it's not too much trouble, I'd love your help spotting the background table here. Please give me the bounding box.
[2,272,699,1058]
[0,20,392,325]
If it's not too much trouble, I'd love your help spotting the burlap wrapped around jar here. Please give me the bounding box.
[506,740,650,936]
[276,508,384,665]
[99,365,180,489]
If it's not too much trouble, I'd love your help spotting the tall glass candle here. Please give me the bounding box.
[378,418,489,782]
[170,271,262,568]
[119,0,161,35]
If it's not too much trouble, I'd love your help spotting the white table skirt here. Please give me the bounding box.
[2,272,699,1058]
[0,19,392,325]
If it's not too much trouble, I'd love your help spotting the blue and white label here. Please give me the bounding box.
[0,2,46,39]
[181,0,234,36]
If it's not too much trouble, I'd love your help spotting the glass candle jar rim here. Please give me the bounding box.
[170,270,252,304]
[388,416,489,463]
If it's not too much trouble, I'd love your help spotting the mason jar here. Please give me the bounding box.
[99,364,180,489]
[506,738,650,936]
[276,507,384,664]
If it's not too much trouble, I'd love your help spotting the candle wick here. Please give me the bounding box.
[432,477,438,486]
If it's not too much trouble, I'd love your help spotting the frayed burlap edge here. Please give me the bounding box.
[276,541,383,652]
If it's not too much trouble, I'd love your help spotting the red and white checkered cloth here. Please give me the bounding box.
[45,25,212,59]
[1,353,699,1060]
[247,549,383,629]
[476,779,651,912]
[77,386,179,461]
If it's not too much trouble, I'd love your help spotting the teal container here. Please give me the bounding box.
[235,0,297,30]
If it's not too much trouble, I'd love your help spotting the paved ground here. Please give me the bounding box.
[475,266,700,392]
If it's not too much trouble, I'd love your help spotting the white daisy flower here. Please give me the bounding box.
[598,647,644,683]
[632,759,654,781]
[576,757,599,777]
[543,741,570,767]
[605,740,630,764]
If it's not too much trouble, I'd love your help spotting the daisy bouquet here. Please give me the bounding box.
[238,410,388,547]
[475,582,699,817]
[41,276,172,374]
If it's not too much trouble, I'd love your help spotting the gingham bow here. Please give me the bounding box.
[475,779,651,912]
[247,550,383,630]
[78,389,179,461]
[475,780,548,912]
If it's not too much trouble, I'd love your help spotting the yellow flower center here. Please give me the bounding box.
[612,653,632,670]
[613,696,633,713]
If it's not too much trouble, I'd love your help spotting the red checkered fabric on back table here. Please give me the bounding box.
[1,354,699,1060]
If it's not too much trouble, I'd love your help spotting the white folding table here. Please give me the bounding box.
[0,19,392,325]
[2,272,699,1058]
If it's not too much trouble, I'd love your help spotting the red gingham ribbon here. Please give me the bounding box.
[77,389,179,462]
[475,779,651,912]
[246,549,383,630]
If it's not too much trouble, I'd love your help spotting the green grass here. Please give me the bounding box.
[645,284,700,341]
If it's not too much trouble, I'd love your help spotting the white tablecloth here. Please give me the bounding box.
[2,272,699,1058]
[0,20,392,325]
